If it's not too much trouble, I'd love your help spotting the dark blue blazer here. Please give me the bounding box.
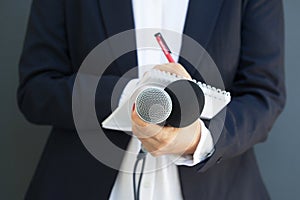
[18,0,285,199]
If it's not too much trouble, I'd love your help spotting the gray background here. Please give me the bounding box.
[0,0,299,199]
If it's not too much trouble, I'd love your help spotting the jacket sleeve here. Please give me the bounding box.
[17,0,128,130]
[196,0,286,172]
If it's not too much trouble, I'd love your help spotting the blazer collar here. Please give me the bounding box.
[184,0,224,48]
[179,0,225,77]
[97,0,224,77]
[97,0,137,75]
[98,0,135,37]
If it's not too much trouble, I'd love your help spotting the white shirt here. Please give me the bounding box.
[109,1,214,199]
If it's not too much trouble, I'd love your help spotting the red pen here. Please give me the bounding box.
[154,32,175,63]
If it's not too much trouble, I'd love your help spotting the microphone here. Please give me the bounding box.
[135,79,205,128]
[135,87,172,125]
[135,87,173,154]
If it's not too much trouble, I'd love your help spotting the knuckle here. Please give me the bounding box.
[174,63,182,68]
[132,113,147,127]
[159,137,169,147]
[153,65,162,70]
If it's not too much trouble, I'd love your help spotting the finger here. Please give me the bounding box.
[139,137,160,151]
[139,136,168,157]
[167,63,191,79]
[132,120,164,139]
[131,105,164,138]
[131,104,148,127]
[153,63,191,79]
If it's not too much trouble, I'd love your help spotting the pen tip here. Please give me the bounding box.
[154,32,161,37]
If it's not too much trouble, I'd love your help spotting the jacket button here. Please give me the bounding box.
[216,157,223,164]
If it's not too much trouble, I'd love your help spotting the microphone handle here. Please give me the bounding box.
[140,145,148,154]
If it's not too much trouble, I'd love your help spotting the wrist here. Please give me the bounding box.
[184,120,201,155]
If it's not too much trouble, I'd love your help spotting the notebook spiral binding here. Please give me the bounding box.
[142,69,230,98]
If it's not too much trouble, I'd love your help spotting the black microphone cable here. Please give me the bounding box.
[133,149,147,200]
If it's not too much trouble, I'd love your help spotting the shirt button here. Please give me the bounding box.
[216,157,223,164]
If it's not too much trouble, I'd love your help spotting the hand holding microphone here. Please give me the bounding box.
[131,63,203,156]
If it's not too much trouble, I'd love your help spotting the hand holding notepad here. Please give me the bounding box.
[102,33,231,131]
[102,69,231,131]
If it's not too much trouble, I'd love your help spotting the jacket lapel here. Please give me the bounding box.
[98,0,135,37]
[97,0,137,76]
[97,0,224,78]
[179,0,225,78]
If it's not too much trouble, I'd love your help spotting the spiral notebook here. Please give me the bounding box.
[102,69,231,131]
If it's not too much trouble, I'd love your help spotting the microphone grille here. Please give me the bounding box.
[135,87,172,124]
